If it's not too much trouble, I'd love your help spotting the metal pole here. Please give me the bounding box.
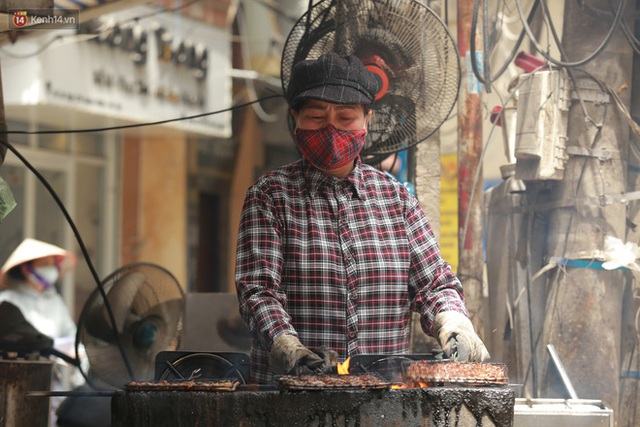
[456,0,485,337]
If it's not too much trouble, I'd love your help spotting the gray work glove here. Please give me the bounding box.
[313,346,339,373]
[269,334,325,375]
[434,311,491,362]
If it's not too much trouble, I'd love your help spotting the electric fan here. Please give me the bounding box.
[281,0,460,164]
[76,262,184,389]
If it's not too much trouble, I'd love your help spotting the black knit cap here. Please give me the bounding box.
[286,52,379,109]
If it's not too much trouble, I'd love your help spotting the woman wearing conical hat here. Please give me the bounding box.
[0,238,78,340]
[0,238,85,425]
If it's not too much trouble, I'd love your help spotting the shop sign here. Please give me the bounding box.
[2,5,232,137]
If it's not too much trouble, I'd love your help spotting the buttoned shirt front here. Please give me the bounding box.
[235,158,467,384]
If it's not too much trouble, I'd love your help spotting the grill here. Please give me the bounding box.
[278,373,392,390]
[112,351,515,427]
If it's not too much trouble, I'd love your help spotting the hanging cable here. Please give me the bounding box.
[0,95,282,136]
[514,0,626,68]
[0,34,65,59]
[538,0,603,128]
[470,0,541,88]
[482,0,491,92]
[579,0,640,55]
[0,139,136,385]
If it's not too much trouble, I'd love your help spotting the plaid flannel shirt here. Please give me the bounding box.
[235,158,468,384]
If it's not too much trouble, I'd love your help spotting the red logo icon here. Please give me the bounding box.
[12,11,28,28]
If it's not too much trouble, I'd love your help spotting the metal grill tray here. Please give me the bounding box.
[278,374,391,391]
[403,361,509,386]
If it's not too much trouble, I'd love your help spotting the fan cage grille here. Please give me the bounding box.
[281,0,460,160]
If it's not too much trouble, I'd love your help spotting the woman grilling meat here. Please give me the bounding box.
[235,52,490,384]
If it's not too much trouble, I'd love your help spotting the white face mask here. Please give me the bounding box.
[28,265,60,289]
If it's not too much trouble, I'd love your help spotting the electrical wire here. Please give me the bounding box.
[521,184,546,396]
[538,0,603,128]
[470,0,541,88]
[0,34,65,59]
[0,138,136,385]
[482,0,491,93]
[514,0,626,68]
[0,95,282,136]
[578,0,640,55]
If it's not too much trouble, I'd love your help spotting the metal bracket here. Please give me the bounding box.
[566,146,618,161]
[599,190,640,206]
[570,84,610,104]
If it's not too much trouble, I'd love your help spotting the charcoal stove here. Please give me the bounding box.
[112,352,515,427]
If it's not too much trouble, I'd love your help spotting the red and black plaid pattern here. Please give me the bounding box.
[236,159,467,384]
[294,124,366,170]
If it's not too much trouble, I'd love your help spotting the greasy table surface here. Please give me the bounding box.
[112,386,515,427]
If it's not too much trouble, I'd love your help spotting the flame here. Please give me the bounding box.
[337,357,351,375]
[394,381,430,389]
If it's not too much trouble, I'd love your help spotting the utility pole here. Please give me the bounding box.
[456,0,485,338]
[540,0,634,421]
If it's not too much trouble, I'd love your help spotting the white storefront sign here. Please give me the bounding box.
[1,5,232,137]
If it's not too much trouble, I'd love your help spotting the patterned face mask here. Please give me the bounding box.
[294,124,366,171]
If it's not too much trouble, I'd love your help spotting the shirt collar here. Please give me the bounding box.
[302,157,367,201]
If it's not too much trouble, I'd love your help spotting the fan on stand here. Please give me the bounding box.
[76,262,184,389]
[281,0,460,165]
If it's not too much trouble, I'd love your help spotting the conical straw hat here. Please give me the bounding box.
[0,238,77,286]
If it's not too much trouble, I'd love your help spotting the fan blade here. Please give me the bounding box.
[83,301,115,343]
[86,340,156,387]
[137,299,183,354]
[146,298,183,330]
[105,271,147,332]
[85,342,132,387]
